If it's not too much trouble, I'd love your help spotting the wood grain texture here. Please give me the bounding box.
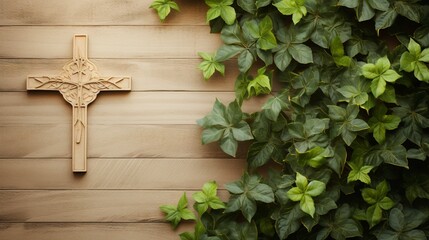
[0,92,268,125]
[0,190,229,222]
[0,26,221,59]
[0,0,207,26]
[0,124,249,158]
[0,59,238,92]
[0,223,192,240]
[0,158,245,190]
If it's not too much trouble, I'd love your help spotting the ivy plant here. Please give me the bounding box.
[153,0,429,239]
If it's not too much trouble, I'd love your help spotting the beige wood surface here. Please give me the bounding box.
[0,59,238,92]
[0,158,245,190]
[0,124,250,158]
[0,92,268,125]
[0,26,221,59]
[0,0,207,26]
[0,190,229,222]
[0,223,193,240]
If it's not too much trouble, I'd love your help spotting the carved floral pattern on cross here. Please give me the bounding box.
[27,34,131,172]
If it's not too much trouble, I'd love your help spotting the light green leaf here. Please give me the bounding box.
[220,5,236,25]
[300,195,316,217]
[160,193,196,229]
[306,180,326,197]
[198,52,225,80]
[296,172,308,190]
[414,62,429,82]
[274,0,307,24]
[370,77,386,97]
[382,69,401,83]
[366,204,383,228]
[287,187,304,201]
[193,181,225,215]
[247,67,272,96]
[347,162,374,184]
[150,0,180,21]
[179,232,195,240]
[205,0,236,25]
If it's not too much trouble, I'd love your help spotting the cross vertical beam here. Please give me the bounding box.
[27,34,132,172]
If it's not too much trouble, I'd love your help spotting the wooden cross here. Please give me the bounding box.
[27,34,131,172]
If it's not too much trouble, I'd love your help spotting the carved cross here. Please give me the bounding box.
[27,34,131,172]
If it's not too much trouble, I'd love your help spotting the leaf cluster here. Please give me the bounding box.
[153,0,429,239]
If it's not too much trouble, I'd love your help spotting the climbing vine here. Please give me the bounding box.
[152,0,429,239]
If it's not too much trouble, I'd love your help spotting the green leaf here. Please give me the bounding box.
[375,8,398,33]
[330,35,352,67]
[273,0,307,24]
[225,173,274,222]
[338,0,358,8]
[362,56,400,97]
[357,0,375,22]
[197,99,253,157]
[179,232,195,240]
[287,187,304,201]
[347,162,374,184]
[215,45,244,62]
[400,38,429,82]
[361,181,395,227]
[367,0,389,11]
[295,172,308,190]
[254,16,277,50]
[198,52,225,80]
[298,146,327,168]
[300,194,316,217]
[237,0,256,14]
[395,1,420,23]
[150,0,180,21]
[337,85,369,106]
[319,204,363,239]
[366,204,383,228]
[306,180,326,197]
[276,205,305,239]
[247,142,274,168]
[274,47,292,71]
[220,131,238,157]
[192,181,225,216]
[329,105,369,146]
[368,104,401,144]
[232,122,253,141]
[205,0,236,25]
[201,127,224,144]
[247,67,272,96]
[262,93,289,121]
[288,43,313,64]
[160,193,196,229]
[389,208,404,232]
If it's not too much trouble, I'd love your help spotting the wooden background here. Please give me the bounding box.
[0,1,266,239]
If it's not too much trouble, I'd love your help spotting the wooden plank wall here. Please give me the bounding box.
[0,1,265,238]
